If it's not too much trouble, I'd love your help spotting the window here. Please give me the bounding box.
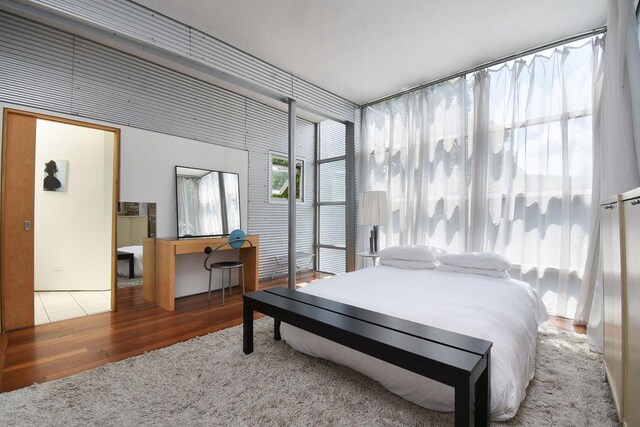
[362,35,603,318]
[317,120,347,274]
[270,152,304,202]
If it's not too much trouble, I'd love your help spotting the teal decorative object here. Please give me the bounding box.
[229,229,246,249]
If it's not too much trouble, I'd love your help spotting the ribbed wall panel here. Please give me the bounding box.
[0,12,321,280]
[319,119,346,159]
[33,0,191,56]
[21,0,358,120]
[0,13,74,111]
[297,120,317,270]
[73,38,247,150]
[319,205,346,246]
[319,247,346,274]
[246,100,316,279]
[293,76,355,123]
[191,29,292,97]
[319,160,346,202]
[354,108,363,267]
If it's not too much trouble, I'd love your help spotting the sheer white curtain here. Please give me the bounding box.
[362,77,471,253]
[472,39,603,318]
[362,36,603,318]
[176,176,199,236]
[177,172,235,236]
[198,172,224,235]
[576,0,640,349]
[223,173,241,231]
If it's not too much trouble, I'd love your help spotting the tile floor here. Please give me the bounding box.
[34,291,111,325]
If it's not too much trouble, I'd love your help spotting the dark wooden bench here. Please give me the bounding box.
[117,250,135,278]
[243,288,492,427]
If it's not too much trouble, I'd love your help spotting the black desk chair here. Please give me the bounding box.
[203,231,254,305]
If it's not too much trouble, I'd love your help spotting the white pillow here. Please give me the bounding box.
[378,245,447,263]
[435,263,511,279]
[437,252,511,271]
[380,258,437,270]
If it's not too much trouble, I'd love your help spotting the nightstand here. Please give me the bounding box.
[357,251,380,267]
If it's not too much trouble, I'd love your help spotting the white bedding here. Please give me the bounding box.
[117,245,143,277]
[280,266,547,421]
[435,263,510,279]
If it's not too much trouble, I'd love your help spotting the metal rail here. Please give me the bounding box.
[362,26,607,108]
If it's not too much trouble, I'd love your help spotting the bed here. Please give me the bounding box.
[279,266,547,421]
[117,245,143,277]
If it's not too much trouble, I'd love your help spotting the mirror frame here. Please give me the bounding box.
[174,165,242,239]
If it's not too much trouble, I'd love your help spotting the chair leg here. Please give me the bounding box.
[241,264,245,295]
[207,268,213,302]
[221,269,225,306]
[228,269,232,296]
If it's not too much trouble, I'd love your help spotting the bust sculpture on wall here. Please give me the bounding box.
[43,159,67,192]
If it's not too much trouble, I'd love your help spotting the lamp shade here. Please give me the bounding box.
[358,191,388,225]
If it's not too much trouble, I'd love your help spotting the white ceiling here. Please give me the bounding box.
[134,0,607,106]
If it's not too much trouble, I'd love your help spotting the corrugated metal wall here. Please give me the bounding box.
[0,11,316,279]
[246,100,316,279]
[73,37,248,148]
[353,108,363,269]
[0,12,75,112]
[15,0,356,123]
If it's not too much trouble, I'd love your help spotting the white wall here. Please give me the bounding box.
[34,119,115,291]
[119,127,248,237]
[119,127,249,297]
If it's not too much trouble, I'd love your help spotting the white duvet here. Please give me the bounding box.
[280,266,547,421]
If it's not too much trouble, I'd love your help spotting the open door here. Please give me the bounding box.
[1,109,120,331]
[1,111,36,330]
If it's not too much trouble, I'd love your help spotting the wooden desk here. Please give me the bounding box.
[143,235,259,311]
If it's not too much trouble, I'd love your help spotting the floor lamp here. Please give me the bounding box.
[358,191,388,253]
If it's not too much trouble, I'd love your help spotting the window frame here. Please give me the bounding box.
[268,151,305,204]
[316,151,348,273]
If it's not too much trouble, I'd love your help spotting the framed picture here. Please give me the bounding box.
[43,159,68,192]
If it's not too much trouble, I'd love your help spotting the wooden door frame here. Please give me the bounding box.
[1,108,121,331]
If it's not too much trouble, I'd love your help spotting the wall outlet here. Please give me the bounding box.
[53,265,63,271]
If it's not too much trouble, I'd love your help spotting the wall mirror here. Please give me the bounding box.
[116,201,156,287]
[175,166,241,238]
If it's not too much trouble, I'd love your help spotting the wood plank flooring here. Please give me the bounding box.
[0,273,320,393]
[549,315,587,335]
[0,273,584,393]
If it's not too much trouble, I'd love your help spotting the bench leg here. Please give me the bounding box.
[274,318,281,341]
[455,351,491,427]
[455,377,474,427]
[474,351,490,427]
[129,256,134,278]
[243,298,254,354]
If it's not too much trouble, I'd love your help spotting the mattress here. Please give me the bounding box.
[117,245,143,277]
[279,266,547,421]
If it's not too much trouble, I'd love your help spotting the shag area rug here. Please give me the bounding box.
[0,319,616,426]
[117,276,143,289]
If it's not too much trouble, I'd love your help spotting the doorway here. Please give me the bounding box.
[1,109,120,331]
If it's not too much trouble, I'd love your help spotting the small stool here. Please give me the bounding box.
[207,261,245,305]
[203,229,253,306]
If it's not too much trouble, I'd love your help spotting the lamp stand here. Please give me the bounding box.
[369,225,379,254]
